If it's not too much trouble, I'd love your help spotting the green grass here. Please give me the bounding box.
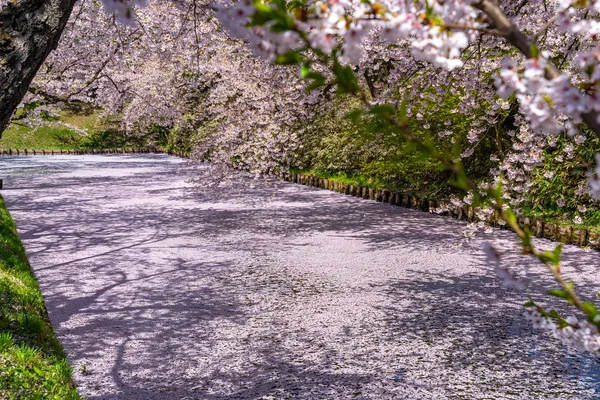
[294,167,455,199]
[0,195,80,399]
[292,168,390,191]
[0,108,134,151]
[0,123,82,150]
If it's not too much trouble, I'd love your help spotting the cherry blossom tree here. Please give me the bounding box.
[216,0,600,353]
[4,0,600,354]
[0,0,152,135]
[21,0,319,181]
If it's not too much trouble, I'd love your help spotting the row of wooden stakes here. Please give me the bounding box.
[285,172,597,250]
[0,147,190,158]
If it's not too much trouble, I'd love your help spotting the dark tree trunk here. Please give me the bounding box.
[0,0,77,136]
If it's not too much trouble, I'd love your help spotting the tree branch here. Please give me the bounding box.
[473,0,600,138]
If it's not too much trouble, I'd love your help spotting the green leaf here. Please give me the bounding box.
[521,228,533,250]
[523,300,536,307]
[530,44,540,59]
[424,0,433,18]
[547,309,562,319]
[547,288,571,301]
[305,72,326,91]
[250,7,276,26]
[556,319,570,329]
[540,244,563,266]
[582,302,599,319]
[275,50,302,65]
[287,0,305,10]
[332,59,359,94]
[538,250,553,265]
[566,281,574,291]
[271,16,294,32]
[504,209,517,227]
[272,0,287,11]
[300,64,310,78]
[368,104,395,119]
[553,244,563,265]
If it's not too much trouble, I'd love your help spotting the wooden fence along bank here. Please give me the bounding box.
[283,172,597,250]
[1,147,596,250]
[0,147,190,158]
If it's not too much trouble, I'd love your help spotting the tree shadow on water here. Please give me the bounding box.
[3,155,600,399]
[373,266,600,398]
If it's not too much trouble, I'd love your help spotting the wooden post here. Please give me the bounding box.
[573,228,587,246]
[410,196,418,210]
[559,225,573,244]
[543,222,555,240]
[532,219,541,237]
[382,190,390,203]
[588,231,600,249]
[429,200,437,213]
[389,192,397,205]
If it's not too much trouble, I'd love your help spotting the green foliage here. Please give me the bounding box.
[275,50,304,65]
[159,115,198,152]
[77,129,132,149]
[292,168,388,189]
[249,0,294,32]
[0,123,82,150]
[0,196,80,399]
[1,108,130,150]
[332,59,359,94]
[294,87,504,198]
[0,107,170,150]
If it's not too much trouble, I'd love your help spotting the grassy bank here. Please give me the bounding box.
[0,109,104,150]
[0,123,82,150]
[293,169,389,191]
[0,108,138,151]
[0,195,80,399]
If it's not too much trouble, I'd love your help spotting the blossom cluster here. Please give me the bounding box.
[7,0,600,357]
[525,309,600,354]
[21,0,319,180]
[216,0,600,197]
[483,241,525,290]
[218,0,478,69]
